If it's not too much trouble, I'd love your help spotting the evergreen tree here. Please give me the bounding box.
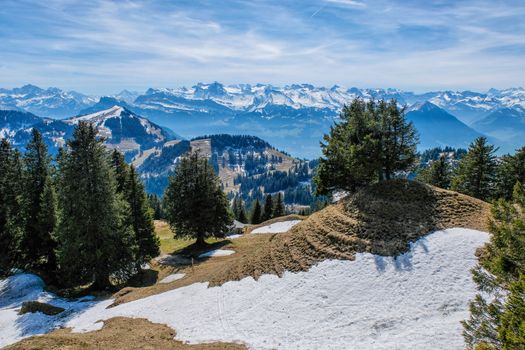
[262,194,273,221]
[452,137,498,201]
[379,100,419,180]
[416,155,451,189]
[315,98,418,195]
[55,122,137,289]
[495,147,525,200]
[273,192,285,217]
[19,129,58,273]
[251,198,262,224]
[164,152,232,246]
[127,166,160,266]
[111,149,130,194]
[462,182,525,349]
[0,140,23,276]
[238,203,247,224]
[148,194,165,220]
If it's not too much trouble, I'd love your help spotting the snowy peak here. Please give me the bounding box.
[67,106,175,153]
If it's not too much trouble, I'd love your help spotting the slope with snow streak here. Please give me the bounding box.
[59,228,488,350]
[251,220,302,234]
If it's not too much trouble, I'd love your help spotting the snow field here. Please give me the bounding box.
[0,228,489,349]
[251,220,302,234]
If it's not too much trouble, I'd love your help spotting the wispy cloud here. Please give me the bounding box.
[0,0,524,94]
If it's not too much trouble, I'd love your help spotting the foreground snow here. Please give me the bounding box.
[0,228,488,349]
[251,220,302,234]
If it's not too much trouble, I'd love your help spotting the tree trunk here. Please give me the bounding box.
[196,234,206,247]
[93,272,111,290]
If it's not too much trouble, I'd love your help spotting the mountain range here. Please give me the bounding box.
[1,83,525,157]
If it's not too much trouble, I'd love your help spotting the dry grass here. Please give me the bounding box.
[113,180,490,306]
[5,317,246,350]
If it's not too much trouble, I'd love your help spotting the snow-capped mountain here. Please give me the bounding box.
[65,106,175,154]
[2,83,525,157]
[1,106,177,160]
[0,85,96,119]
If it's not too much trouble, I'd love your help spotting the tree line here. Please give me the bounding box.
[0,123,159,289]
[231,192,285,225]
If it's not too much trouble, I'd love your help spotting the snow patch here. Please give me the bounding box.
[251,220,301,234]
[198,249,235,258]
[159,273,186,284]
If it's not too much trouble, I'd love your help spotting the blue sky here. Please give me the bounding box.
[1,0,524,94]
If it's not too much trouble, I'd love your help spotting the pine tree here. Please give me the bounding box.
[164,152,232,246]
[251,199,262,224]
[127,166,160,266]
[19,129,58,273]
[111,150,130,194]
[452,137,497,201]
[417,155,451,189]
[148,194,164,220]
[273,192,285,217]
[462,182,525,349]
[0,140,24,276]
[379,100,418,180]
[262,194,273,221]
[495,147,525,200]
[55,122,137,289]
[238,203,247,224]
[315,98,418,195]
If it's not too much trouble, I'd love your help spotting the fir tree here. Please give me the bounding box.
[19,129,58,273]
[462,182,525,349]
[251,198,262,224]
[0,140,24,276]
[495,147,525,200]
[127,166,160,266]
[55,122,137,289]
[148,194,165,220]
[315,98,418,195]
[262,194,273,221]
[452,137,497,201]
[273,192,285,217]
[111,149,130,194]
[164,152,232,246]
[238,203,247,224]
[417,155,451,189]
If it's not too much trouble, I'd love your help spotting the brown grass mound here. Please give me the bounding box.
[208,179,490,282]
[5,317,246,350]
[112,179,490,306]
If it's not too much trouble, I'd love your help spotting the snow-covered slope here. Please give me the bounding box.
[0,85,96,119]
[0,228,488,349]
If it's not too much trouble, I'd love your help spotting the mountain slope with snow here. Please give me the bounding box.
[0,228,489,349]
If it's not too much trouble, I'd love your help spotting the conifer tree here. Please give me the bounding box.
[0,140,24,276]
[315,98,418,195]
[495,147,525,200]
[55,122,137,289]
[111,150,130,194]
[417,155,451,189]
[127,166,160,266]
[164,152,232,246]
[19,129,58,273]
[452,137,497,201]
[273,192,285,217]
[262,194,273,221]
[238,203,247,224]
[250,198,262,224]
[148,194,164,220]
[462,182,525,349]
